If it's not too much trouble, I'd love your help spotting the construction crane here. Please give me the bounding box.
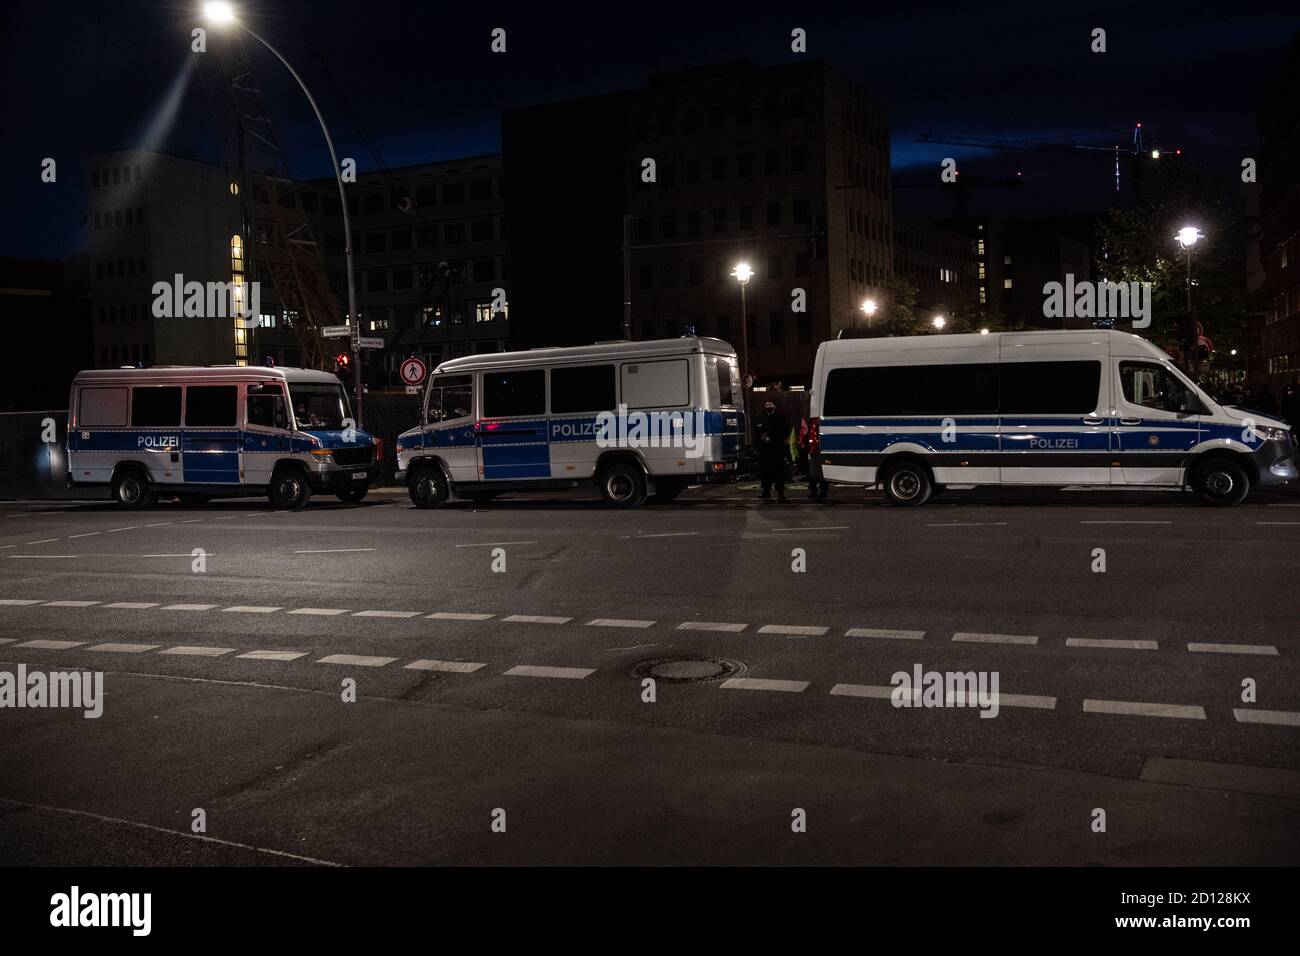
[196,30,339,370]
[915,125,1169,192]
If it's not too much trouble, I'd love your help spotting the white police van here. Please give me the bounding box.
[67,366,378,510]
[810,329,1296,506]
[395,337,743,507]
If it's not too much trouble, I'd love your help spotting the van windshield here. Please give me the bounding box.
[289,383,351,430]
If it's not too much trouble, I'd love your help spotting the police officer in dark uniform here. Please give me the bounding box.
[754,399,790,502]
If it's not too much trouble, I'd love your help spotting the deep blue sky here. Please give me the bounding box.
[3,0,1296,259]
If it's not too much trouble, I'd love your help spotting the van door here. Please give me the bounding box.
[476,368,550,480]
[999,356,1112,484]
[181,384,241,485]
[243,383,291,486]
[1114,359,1203,484]
[424,374,477,483]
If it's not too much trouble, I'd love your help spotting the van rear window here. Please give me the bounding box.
[131,386,181,426]
[823,364,998,416]
[1000,361,1101,414]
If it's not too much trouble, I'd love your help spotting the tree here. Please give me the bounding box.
[1095,160,1263,370]
[880,277,921,336]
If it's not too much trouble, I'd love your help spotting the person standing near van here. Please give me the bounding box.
[796,415,829,500]
[754,400,790,502]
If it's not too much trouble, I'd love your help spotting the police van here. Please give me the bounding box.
[67,366,378,510]
[395,337,743,507]
[810,329,1296,506]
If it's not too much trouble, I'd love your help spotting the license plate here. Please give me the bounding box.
[351,472,367,481]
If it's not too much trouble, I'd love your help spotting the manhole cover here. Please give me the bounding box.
[631,656,746,684]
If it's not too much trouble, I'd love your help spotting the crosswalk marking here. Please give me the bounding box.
[846,627,925,641]
[1083,699,1206,720]
[1187,642,1278,656]
[405,659,486,673]
[757,624,828,637]
[317,654,398,668]
[953,631,1039,646]
[720,677,809,693]
[503,664,594,679]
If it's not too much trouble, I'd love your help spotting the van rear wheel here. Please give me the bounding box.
[881,461,932,507]
[112,469,156,511]
[408,465,448,509]
[1192,458,1249,506]
[269,468,312,510]
[599,463,647,508]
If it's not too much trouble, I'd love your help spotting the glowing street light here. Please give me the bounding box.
[202,2,363,423]
[861,298,878,317]
[1176,226,1201,250]
[979,328,990,335]
[932,314,947,331]
[730,262,754,441]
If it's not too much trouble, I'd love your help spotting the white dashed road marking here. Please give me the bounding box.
[405,659,486,673]
[0,599,43,606]
[846,627,925,641]
[503,614,573,625]
[1066,638,1158,650]
[1188,642,1278,656]
[238,650,307,661]
[829,683,897,700]
[86,643,161,654]
[43,600,100,608]
[288,608,351,616]
[504,664,594,679]
[15,640,86,649]
[1233,709,1300,727]
[1083,699,1206,720]
[162,604,219,612]
[757,624,828,637]
[8,555,77,560]
[925,522,1008,527]
[454,541,537,548]
[1080,520,1171,525]
[293,548,377,554]
[587,618,656,628]
[721,677,809,693]
[352,610,423,619]
[67,532,100,539]
[318,654,398,668]
[160,646,236,657]
[25,538,60,545]
[104,602,160,609]
[946,691,1057,709]
[678,621,746,633]
[223,605,283,614]
[426,612,495,621]
[953,632,1039,646]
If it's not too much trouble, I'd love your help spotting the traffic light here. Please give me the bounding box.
[334,352,351,374]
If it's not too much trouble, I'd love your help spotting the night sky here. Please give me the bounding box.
[3,0,1296,259]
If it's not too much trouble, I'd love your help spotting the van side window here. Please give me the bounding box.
[1000,361,1101,414]
[715,358,736,405]
[246,384,289,429]
[621,359,689,409]
[131,386,181,426]
[1119,361,1183,412]
[427,375,473,422]
[550,365,615,413]
[79,387,128,427]
[186,385,238,427]
[483,370,545,418]
[824,364,998,416]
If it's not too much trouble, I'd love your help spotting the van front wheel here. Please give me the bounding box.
[408,465,448,509]
[881,461,932,507]
[1192,458,1250,506]
[270,468,312,510]
[599,463,647,508]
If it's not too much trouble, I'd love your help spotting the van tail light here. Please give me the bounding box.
[374,436,384,463]
[808,417,820,454]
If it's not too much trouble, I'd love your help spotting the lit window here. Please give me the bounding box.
[977,240,985,255]
[1004,278,1013,289]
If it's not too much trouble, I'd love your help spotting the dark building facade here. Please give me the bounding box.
[1,256,92,411]
[1259,35,1300,398]
[893,218,978,322]
[504,60,893,385]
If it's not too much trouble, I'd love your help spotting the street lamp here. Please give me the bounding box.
[203,2,363,425]
[932,314,947,331]
[861,298,878,328]
[1176,225,1202,374]
[730,262,754,443]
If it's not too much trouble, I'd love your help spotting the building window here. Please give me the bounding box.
[738,206,753,230]
[685,159,699,184]
[792,199,808,225]
[391,228,412,250]
[417,224,437,246]
[1004,278,1013,289]
[442,182,465,204]
[764,149,779,175]
[736,153,752,178]
[366,231,387,253]
[392,266,413,289]
[471,219,493,242]
[639,265,653,291]
[473,260,495,283]
[368,268,389,292]
[765,202,781,227]
[364,192,384,214]
[711,156,726,181]
[790,147,806,173]
[767,254,783,278]
[683,108,698,133]
[711,208,727,234]
[789,91,805,119]
[687,210,701,237]
[470,179,492,201]
[94,212,101,229]
[708,104,725,129]
[445,223,466,243]
[689,261,703,286]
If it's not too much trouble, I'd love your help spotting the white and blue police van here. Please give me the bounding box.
[810,329,1296,506]
[67,366,378,510]
[395,337,743,508]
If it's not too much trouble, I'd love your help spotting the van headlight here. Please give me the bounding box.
[310,448,334,463]
[1255,426,1289,442]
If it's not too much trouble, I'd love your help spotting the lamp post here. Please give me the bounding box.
[932,314,947,332]
[203,2,364,426]
[730,261,754,444]
[1176,225,1202,376]
[861,298,878,332]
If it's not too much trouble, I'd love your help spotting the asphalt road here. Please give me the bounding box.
[1,481,1297,866]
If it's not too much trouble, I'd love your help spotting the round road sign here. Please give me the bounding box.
[400,356,427,387]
